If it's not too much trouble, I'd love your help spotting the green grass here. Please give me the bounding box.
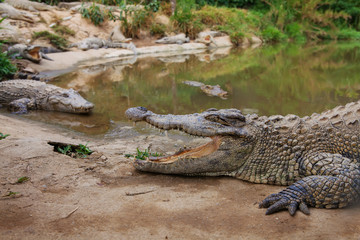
[52,25,75,36]
[32,31,68,49]
[125,148,162,160]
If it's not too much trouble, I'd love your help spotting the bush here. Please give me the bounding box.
[0,44,17,81]
[336,28,360,40]
[150,23,166,36]
[262,25,286,42]
[80,2,105,26]
[285,22,306,42]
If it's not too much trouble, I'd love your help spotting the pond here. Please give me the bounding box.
[23,42,360,137]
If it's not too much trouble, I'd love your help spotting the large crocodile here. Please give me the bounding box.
[125,105,360,215]
[0,80,94,114]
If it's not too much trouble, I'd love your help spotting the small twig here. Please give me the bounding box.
[125,189,155,196]
[64,206,79,219]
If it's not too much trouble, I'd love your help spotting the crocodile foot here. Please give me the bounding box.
[259,191,310,216]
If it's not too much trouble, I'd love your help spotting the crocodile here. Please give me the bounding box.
[195,31,221,47]
[183,80,228,99]
[0,3,35,22]
[155,33,190,45]
[4,0,57,12]
[69,37,138,54]
[125,105,360,216]
[7,44,55,63]
[0,80,94,114]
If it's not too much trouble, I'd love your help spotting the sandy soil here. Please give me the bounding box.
[0,113,360,240]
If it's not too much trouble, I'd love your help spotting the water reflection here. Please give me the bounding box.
[26,42,360,135]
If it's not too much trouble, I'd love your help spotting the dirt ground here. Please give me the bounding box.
[0,113,360,240]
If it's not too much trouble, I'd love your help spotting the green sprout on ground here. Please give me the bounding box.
[57,143,93,158]
[4,191,19,197]
[17,176,30,184]
[57,145,72,155]
[125,148,162,160]
[0,133,10,140]
[75,143,93,158]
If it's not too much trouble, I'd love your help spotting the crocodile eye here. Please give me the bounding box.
[205,115,231,126]
[62,93,69,98]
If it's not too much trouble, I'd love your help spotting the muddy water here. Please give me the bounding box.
[25,42,360,136]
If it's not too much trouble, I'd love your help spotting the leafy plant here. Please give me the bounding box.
[75,143,93,158]
[32,31,68,49]
[125,148,162,160]
[57,143,93,158]
[80,2,105,26]
[57,145,72,155]
[0,132,10,140]
[116,4,151,38]
[17,176,30,184]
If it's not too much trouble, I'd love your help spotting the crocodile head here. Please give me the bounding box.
[46,88,94,114]
[22,45,42,63]
[125,107,257,176]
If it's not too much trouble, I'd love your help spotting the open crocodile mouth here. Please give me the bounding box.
[28,47,41,61]
[144,136,223,164]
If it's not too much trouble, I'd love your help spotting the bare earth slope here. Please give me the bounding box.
[0,114,359,239]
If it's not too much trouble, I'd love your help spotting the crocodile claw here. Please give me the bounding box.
[259,193,310,216]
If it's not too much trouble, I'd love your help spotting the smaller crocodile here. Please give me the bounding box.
[0,80,94,114]
[0,3,35,22]
[155,33,190,45]
[69,37,138,54]
[195,31,221,47]
[183,80,228,99]
[7,44,54,64]
[4,0,57,11]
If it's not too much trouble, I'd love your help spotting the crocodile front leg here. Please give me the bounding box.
[259,153,360,215]
[8,98,35,114]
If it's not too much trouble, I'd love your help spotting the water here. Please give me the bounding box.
[24,42,360,136]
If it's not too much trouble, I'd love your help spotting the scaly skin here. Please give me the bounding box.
[0,80,94,114]
[125,105,360,216]
[155,33,190,45]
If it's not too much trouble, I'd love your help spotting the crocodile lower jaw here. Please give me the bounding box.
[146,136,223,164]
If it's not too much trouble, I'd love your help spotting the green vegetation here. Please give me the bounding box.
[57,143,93,158]
[3,191,19,197]
[32,31,68,49]
[125,148,162,160]
[17,176,30,184]
[30,0,360,42]
[80,2,105,26]
[52,25,76,36]
[0,132,10,140]
[0,49,17,81]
